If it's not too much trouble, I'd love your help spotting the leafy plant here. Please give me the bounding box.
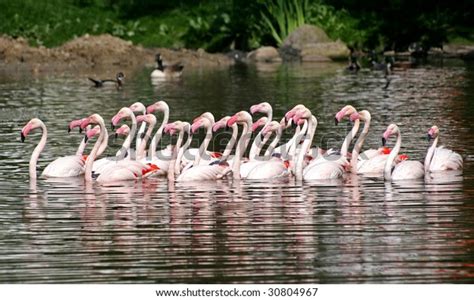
[260,0,309,46]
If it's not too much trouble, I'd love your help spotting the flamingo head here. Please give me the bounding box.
[292,107,312,124]
[111,107,132,129]
[212,116,231,132]
[80,114,104,131]
[262,121,280,136]
[191,117,212,134]
[335,105,357,125]
[227,111,252,127]
[85,125,101,142]
[250,102,272,115]
[114,124,130,139]
[21,118,43,142]
[251,116,268,132]
[164,121,186,135]
[193,112,215,124]
[68,118,86,133]
[129,102,146,114]
[382,123,399,146]
[285,104,306,121]
[136,114,157,125]
[146,100,169,114]
[427,125,439,140]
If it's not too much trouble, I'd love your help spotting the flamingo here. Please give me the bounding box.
[21,118,89,178]
[135,114,168,176]
[249,102,272,159]
[68,118,90,157]
[293,107,344,180]
[80,113,158,184]
[129,102,147,154]
[175,117,229,181]
[163,121,193,179]
[146,100,173,167]
[227,111,254,179]
[181,112,221,168]
[382,124,424,180]
[245,121,290,180]
[346,110,391,174]
[212,116,239,162]
[424,125,463,172]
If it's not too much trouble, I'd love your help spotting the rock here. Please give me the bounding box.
[282,24,331,50]
[281,25,349,61]
[443,44,474,60]
[247,46,282,63]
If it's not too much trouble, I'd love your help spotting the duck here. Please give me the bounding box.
[88,72,124,89]
[150,53,184,78]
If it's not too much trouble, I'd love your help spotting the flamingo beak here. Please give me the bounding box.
[20,132,25,143]
[146,105,155,114]
[80,118,91,130]
[250,104,259,114]
[84,135,89,143]
[67,126,71,133]
[114,133,118,139]
[335,117,339,126]
[227,115,238,127]
[191,120,203,134]
[382,137,387,146]
[79,127,83,133]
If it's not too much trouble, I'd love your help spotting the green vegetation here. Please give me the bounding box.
[0,0,472,52]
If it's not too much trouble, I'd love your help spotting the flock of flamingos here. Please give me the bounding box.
[20,101,463,184]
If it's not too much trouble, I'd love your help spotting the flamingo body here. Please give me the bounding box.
[246,160,288,180]
[391,160,424,180]
[427,146,463,172]
[176,164,228,182]
[303,161,344,180]
[42,155,85,177]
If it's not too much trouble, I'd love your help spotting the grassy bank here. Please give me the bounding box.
[0,0,473,52]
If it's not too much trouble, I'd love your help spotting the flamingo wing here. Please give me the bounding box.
[429,146,463,171]
[303,161,344,180]
[41,155,85,177]
[392,160,424,180]
[246,160,289,180]
[176,165,228,182]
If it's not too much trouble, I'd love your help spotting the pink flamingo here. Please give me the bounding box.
[129,102,147,153]
[383,124,424,180]
[226,111,254,179]
[425,125,463,172]
[245,121,290,179]
[21,118,98,178]
[163,121,192,179]
[146,100,173,161]
[80,113,158,184]
[346,110,391,174]
[136,114,169,176]
[249,102,272,159]
[175,117,229,181]
[212,116,239,163]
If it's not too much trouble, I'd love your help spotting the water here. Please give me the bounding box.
[0,60,473,283]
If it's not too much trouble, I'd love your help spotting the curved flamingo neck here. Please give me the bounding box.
[232,119,252,179]
[341,119,360,158]
[290,122,308,174]
[117,112,137,159]
[351,113,371,171]
[85,118,106,182]
[296,116,317,180]
[221,124,238,161]
[137,119,156,160]
[193,122,213,166]
[29,121,47,179]
[96,126,109,157]
[136,108,146,152]
[265,128,282,157]
[424,135,438,172]
[249,110,272,159]
[75,125,90,156]
[176,126,191,175]
[149,107,169,159]
[384,132,401,180]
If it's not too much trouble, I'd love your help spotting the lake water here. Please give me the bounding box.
[0,59,473,283]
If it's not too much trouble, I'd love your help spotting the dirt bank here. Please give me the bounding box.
[0,34,233,74]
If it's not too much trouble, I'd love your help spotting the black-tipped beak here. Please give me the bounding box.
[84,134,89,143]
[335,118,339,126]
[20,132,25,143]
[79,127,83,134]
[114,133,118,139]
[427,134,433,141]
[67,126,71,133]
[382,137,386,146]
[111,123,115,130]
